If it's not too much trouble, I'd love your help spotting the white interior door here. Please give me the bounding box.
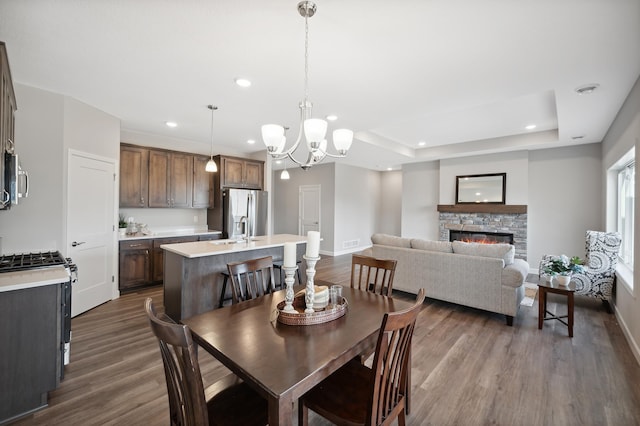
[68,151,116,317]
[299,185,321,235]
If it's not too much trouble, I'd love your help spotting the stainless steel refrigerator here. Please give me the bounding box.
[222,189,268,240]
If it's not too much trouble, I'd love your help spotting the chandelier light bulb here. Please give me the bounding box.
[261,1,351,170]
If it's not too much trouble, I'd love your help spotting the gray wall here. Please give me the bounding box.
[1,84,119,254]
[273,163,335,254]
[401,161,440,239]
[378,171,402,236]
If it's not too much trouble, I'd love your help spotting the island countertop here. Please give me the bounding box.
[161,233,307,258]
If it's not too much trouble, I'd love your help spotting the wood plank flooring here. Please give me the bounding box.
[11,254,640,425]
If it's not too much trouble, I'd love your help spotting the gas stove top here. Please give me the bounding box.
[0,251,69,273]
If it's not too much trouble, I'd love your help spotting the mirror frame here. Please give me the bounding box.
[455,173,506,204]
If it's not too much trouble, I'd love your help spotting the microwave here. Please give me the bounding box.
[2,152,28,208]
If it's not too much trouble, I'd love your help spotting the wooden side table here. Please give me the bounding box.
[538,277,576,337]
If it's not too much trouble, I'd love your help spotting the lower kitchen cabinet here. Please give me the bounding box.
[120,234,221,290]
[0,284,61,423]
[119,239,152,291]
[151,236,198,282]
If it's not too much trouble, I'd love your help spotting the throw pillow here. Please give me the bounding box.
[452,241,515,265]
[411,239,453,253]
[371,233,412,248]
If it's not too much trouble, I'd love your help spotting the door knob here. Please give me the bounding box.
[71,241,86,247]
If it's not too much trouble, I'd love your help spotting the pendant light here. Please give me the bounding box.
[205,105,218,173]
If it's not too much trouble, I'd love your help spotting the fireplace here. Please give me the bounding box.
[449,230,514,245]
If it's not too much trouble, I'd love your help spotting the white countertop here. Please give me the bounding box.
[119,229,222,241]
[0,266,70,293]
[161,234,307,258]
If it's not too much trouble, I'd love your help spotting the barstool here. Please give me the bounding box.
[218,272,232,308]
[273,259,302,289]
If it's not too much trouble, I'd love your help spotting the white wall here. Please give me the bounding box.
[272,163,335,253]
[439,150,529,204]
[602,74,640,365]
[1,85,65,253]
[401,161,440,239]
[334,164,381,254]
[378,171,402,235]
[528,143,603,266]
[0,84,120,255]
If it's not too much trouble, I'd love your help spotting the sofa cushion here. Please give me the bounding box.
[371,234,411,248]
[411,239,453,253]
[452,241,515,265]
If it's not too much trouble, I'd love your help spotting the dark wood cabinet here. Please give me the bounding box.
[121,145,206,209]
[151,236,198,282]
[119,145,149,207]
[119,239,152,290]
[120,234,220,290]
[192,156,213,208]
[216,155,264,189]
[0,42,17,210]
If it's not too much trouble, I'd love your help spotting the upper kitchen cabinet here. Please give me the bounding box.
[1,42,17,210]
[148,150,193,208]
[192,155,213,208]
[215,155,264,189]
[119,144,149,207]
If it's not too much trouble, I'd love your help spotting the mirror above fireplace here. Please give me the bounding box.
[455,173,506,204]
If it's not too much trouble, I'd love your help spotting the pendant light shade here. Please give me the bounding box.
[280,168,290,180]
[206,105,218,173]
[205,158,217,172]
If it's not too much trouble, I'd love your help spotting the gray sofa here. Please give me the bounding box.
[370,234,530,325]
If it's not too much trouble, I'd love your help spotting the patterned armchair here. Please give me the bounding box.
[540,230,622,310]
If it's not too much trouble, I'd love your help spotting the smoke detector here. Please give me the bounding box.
[575,84,600,95]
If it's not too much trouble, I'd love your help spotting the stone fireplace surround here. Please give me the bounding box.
[438,205,527,260]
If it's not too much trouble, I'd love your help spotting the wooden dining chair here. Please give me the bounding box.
[351,254,398,296]
[144,298,268,426]
[227,256,276,304]
[298,289,425,426]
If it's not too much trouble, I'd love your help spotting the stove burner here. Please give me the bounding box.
[0,251,69,273]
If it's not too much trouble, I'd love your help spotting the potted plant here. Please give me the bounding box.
[542,254,584,286]
[118,214,127,235]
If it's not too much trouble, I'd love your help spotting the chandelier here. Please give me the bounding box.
[261,1,353,170]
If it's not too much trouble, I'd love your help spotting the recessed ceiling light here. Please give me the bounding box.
[165,121,177,128]
[525,124,536,130]
[247,139,255,145]
[418,141,426,146]
[326,114,338,121]
[275,160,282,165]
[386,167,393,171]
[235,78,251,88]
[575,84,599,95]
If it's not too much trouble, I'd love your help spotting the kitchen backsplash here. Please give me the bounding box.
[119,208,210,231]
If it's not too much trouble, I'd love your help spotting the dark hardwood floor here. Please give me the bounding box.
[11,254,640,425]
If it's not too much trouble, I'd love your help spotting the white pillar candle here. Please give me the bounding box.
[283,242,296,268]
[306,231,320,258]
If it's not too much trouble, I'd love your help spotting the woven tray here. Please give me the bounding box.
[276,295,347,326]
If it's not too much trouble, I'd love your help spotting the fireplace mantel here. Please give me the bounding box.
[437,204,527,214]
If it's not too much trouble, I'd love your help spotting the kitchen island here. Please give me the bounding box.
[162,234,308,320]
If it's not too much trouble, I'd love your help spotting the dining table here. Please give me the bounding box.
[181,281,415,425]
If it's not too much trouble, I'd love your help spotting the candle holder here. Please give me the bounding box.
[282,265,298,312]
[303,255,320,313]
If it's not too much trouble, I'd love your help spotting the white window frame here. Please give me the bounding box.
[610,147,635,293]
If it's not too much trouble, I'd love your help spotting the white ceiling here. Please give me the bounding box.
[1,0,639,171]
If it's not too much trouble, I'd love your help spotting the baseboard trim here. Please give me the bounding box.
[615,303,640,367]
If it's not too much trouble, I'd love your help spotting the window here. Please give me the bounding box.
[617,158,634,269]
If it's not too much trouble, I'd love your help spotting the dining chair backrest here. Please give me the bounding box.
[368,288,425,425]
[227,256,276,304]
[145,298,208,426]
[351,254,398,297]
